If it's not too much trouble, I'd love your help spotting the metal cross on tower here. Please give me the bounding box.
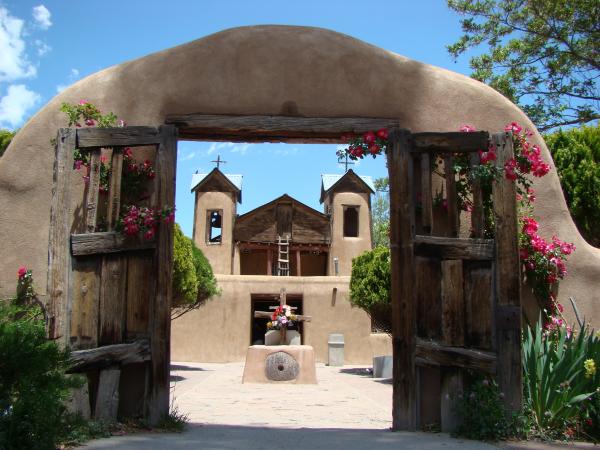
[211,154,227,169]
[338,152,355,172]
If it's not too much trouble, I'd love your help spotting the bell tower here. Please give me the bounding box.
[191,168,242,275]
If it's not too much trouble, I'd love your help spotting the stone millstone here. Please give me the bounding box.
[265,351,300,381]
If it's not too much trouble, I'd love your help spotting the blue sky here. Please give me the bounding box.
[0,1,475,237]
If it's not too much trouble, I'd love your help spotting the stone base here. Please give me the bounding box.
[242,345,317,384]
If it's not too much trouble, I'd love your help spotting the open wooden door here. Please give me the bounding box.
[387,129,522,430]
[47,125,177,423]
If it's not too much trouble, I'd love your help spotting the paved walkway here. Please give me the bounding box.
[82,362,586,450]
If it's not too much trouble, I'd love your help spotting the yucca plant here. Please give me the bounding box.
[522,318,599,435]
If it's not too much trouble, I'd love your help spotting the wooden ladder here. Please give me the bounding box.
[277,235,290,276]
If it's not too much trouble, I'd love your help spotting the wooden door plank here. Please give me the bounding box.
[441,260,465,346]
[492,131,522,414]
[47,128,76,344]
[443,155,459,237]
[388,128,417,431]
[126,253,154,339]
[71,232,157,256]
[99,255,127,345]
[69,340,150,372]
[85,148,102,233]
[413,235,494,260]
[69,257,100,350]
[469,153,485,238]
[415,257,441,340]
[411,132,489,153]
[94,367,120,421]
[420,153,433,234]
[107,147,123,230]
[148,125,177,424]
[465,265,493,349]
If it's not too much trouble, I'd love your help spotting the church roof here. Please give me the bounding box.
[320,170,375,203]
[190,168,243,203]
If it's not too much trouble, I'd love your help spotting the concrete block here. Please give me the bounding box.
[328,333,344,366]
[373,355,393,378]
[242,345,317,384]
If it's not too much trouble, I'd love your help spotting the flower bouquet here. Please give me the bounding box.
[266,305,297,330]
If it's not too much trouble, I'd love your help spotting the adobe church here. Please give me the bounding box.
[170,167,392,363]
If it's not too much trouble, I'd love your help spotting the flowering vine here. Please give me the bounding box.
[337,121,575,329]
[60,100,174,239]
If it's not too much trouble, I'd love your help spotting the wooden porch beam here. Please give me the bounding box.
[413,235,494,260]
[410,131,489,153]
[416,338,497,374]
[71,232,157,256]
[76,126,162,148]
[165,114,400,143]
[68,339,151,373]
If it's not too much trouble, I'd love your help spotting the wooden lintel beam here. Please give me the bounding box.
[71,232,156,256]
[410,131,489,153]
[165,114,400,142]
[76,126,162,148]
[416,338,497,374]
[413,235,494,260]
[68,339,151,373]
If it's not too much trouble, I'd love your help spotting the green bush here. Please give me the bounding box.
[522,319,599,438]
[0,275,81,449]
[349,246,391,332]
[0,129,15,158]
[545,125,600,247]
[172,223,219,316]
[454,377,520,441]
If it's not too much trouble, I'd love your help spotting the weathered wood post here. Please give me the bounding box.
[492,131,523,414]
[388,128,417,430]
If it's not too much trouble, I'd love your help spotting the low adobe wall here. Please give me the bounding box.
[0,25,597,326]
[170,275,392,364]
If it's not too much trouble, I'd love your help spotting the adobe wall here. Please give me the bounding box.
[0,25,597,326]
[170,275,392,363]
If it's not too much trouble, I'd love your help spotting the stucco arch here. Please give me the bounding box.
[0,25,598,325]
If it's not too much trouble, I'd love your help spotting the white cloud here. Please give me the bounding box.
[231,143,251,155]
[180,151,196,161]
[34,39,50,56]
[32,5,51,29]
[0,84,41,128]
[272,146,299,156]
[55,84,66,93]
[0,7,36,81]
[69,68,79,78]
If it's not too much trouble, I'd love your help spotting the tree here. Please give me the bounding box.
[447,0,599,131]
[372,177,390,248]
[545,124,600,247]
[172,224,220,319]
[349,246,391,333]
[0,129,16,158]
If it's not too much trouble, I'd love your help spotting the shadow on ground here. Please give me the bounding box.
[170,364,210,372]
[82,423,500,450]
[339,367,373,377]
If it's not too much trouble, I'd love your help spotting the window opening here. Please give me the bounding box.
[343,205,359,237]
[207,210,222,243]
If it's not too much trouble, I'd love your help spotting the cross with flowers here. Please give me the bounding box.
[253,288,311,345]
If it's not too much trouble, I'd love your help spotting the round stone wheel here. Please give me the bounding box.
[265,351,300,381]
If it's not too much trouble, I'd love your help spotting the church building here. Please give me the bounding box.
[170,168,392,363]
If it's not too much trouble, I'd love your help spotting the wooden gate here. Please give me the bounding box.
[387,129,522,430]
[47,125,177,423]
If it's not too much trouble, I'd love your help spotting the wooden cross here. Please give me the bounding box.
[253,288,311,345]
[211,154,226,169]
[338,152,355,172]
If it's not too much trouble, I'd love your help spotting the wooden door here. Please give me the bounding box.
[387,129,522,430]
[47,125,177,423]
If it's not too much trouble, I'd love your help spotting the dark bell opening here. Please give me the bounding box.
[278,364,284,371]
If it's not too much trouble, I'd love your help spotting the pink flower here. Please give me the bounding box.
[144,228,155,240]
[74,160,83,170]
[460,124,476,132]
[123,147,133,158]
[547,273,558,284]
[17,266,27,279]
[376,128,388,140]
[363,131,376,144]
[85,118,95,126]
[368,143,380,155]
[504,158,518,180]
[117,119,126,127]
[479,148,497,164]
[519,248,529,259]
[522,217,539,236]
[504,122,522,133]
[557,303,564,313]
[78,99,88,105]
[532,161,550,177]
